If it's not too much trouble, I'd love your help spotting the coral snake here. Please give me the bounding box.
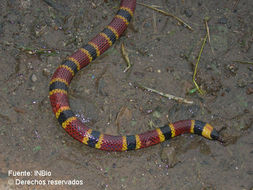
[49,0,221,151]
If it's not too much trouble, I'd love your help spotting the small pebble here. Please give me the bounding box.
[91,2,97,9]
[31,74,37,82]
[246,87,253,95]
[28,62,33,69]
[42,68,50,77]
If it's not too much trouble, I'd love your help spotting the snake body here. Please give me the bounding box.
[49,0,220,151]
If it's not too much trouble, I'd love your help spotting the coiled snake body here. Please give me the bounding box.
[49,0,221,151]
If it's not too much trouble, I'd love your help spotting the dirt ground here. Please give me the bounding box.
[0,0,252,189]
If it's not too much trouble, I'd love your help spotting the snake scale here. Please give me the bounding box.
[49,0,221,151]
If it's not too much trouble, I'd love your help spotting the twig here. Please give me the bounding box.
[204,17,214,55]
[232,0,240,11]
[19,46,57,56]
[121,43,132,72]
[192,34,208,95]
[134,82,194,104]
[152,11,158,33]
[233,60,253,65]
[137,2,193,31]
